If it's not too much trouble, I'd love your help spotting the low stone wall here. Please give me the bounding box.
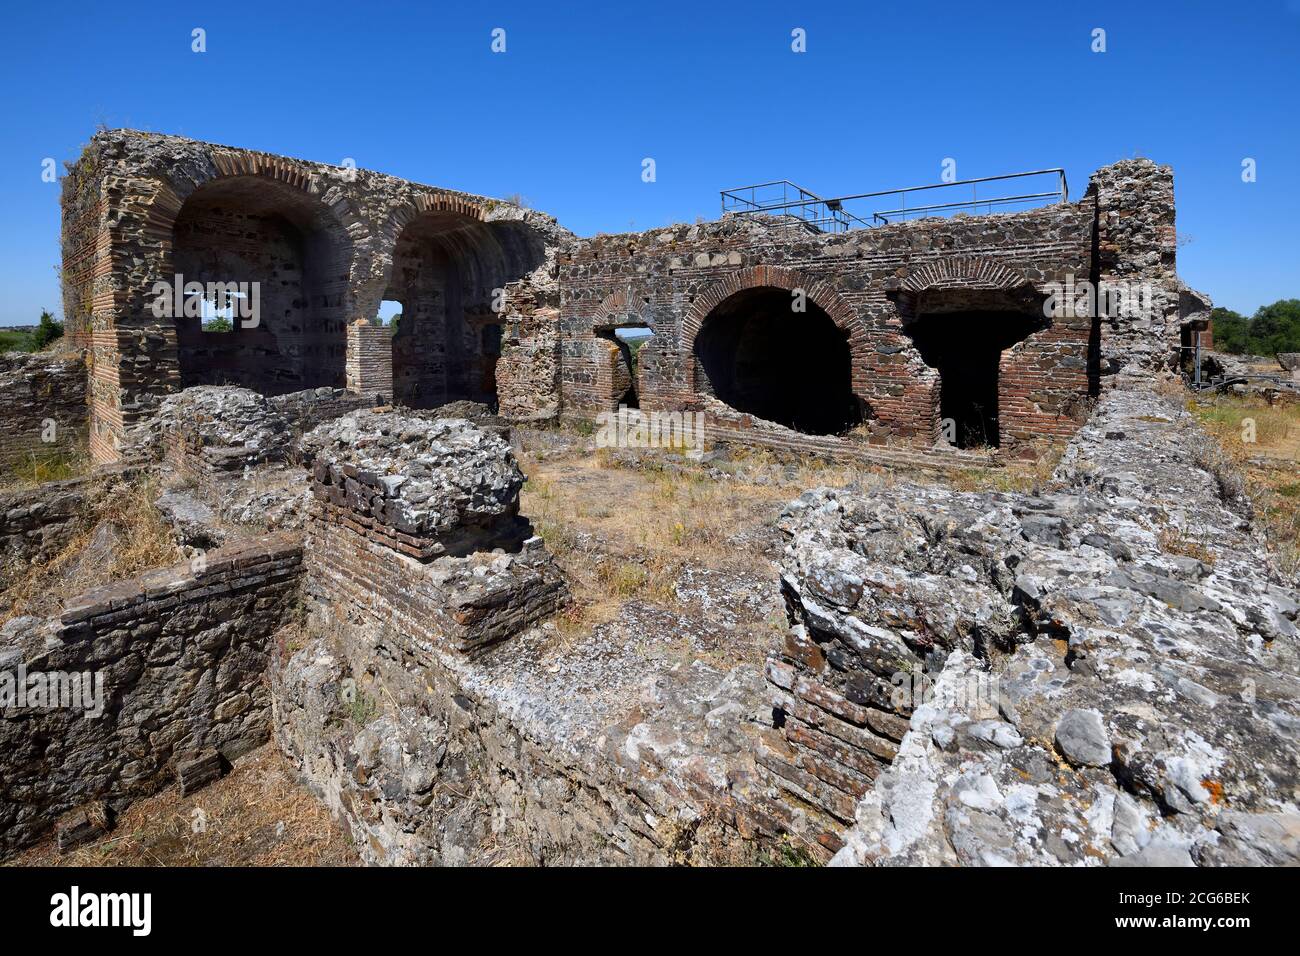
[269,387,377,436]
[0,466,136,580]
[275,409,789,864]
[0,352,88,471]
[307,519,567,654]
[0,532,302,857]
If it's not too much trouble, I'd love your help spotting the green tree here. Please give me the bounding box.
[29,309,64,350]
[1210,307,1249,353]
[202,315,234,333]
[1249,299,1300,355]
[1211,300,1300,356]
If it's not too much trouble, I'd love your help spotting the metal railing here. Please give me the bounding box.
[720,168,1069,233]
[719,180,868,233]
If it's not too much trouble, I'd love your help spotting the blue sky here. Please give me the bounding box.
[0,0,1297,325]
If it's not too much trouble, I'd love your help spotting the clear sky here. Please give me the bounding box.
[0,0,1296,325]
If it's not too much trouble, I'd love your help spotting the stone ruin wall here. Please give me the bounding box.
[0,533,301,856]
[495,271,562,421]
[550,159,1189,459]
[58,130,571,464]
[0,352,89,471]
[274,410,773,865]
[17,132,1286,867]
[3,377,1296,865]
[54,131,1195,470]
[772,390,1299,864]
[0,467,137,574]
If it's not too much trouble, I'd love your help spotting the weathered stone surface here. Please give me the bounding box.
[0,466,141,584]
[301,410,528,558]
[1055,709,1112,768]
[55,802,113,853]
[157,385,292,467]
[0,533,302,856]
[273,609,774,866]
[769,388,1300,867]
[177,749,224,797]
[0,351,87,470]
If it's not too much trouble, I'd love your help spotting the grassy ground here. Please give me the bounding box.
[944,443,1068,495]
[0,447,90,490]
[1190,394,1300,576]
[518,427,1071,641]
[0,328,35,352]
[0,477,182,624]
[519,436,877,641]
[7,744,356,867]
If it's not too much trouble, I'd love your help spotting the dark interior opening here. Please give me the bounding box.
[596,326,652,409]
[906,310,1044,449]
[172,176,351,393]
[694,287,860,434]
[385,215,545,409]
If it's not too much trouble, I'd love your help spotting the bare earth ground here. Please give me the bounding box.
[7,744,357,867]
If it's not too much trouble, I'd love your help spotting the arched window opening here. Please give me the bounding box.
[694,287,860,434]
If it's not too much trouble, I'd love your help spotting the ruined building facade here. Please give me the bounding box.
[61,131,567,461]
[63,131,1205,462]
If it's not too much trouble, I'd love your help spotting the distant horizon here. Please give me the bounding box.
[2,1,1297,325]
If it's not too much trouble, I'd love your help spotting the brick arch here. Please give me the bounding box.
[369,193,495,300]
[681,266,864,390]
[140,150,370,253]
[382,191,488,243]
[592,288,648,329]
[136,153,370,329]
[898,256,1026,292]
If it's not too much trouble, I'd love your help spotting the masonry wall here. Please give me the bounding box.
[0,533,302,856]
[1090,160,1182,381]
[268,387,378,435]
[64,130,1185,462]
[0,467,135,579]
[496,276,561,420]
[0,353,88,471]
[172,194,350,393]
[556,204,1096,453]
[345,322,393,403]
[554,159,1184,456]
[60,130,569,462]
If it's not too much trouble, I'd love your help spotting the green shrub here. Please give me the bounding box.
[0,328,33,353]
[30,309,64,350]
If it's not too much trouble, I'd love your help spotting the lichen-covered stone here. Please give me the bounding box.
[301,410,527,557]
[773,388,1300,867]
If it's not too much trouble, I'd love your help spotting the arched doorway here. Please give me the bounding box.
[693,286,861,434]
[171,175,352,393]
[904,298,1046,449]
[384,213,544,409]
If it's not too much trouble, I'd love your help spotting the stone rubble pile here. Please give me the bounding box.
[152,385,292,466]
[773,388,1299,866]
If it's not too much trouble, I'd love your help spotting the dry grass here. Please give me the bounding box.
[6,743,356,867]
[0,477,182,624]
[1156,526,1217,566]
[1190,394,1300,575]
[0,447,91,490]
[944,443,1067,495]
[520,447,880,635]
